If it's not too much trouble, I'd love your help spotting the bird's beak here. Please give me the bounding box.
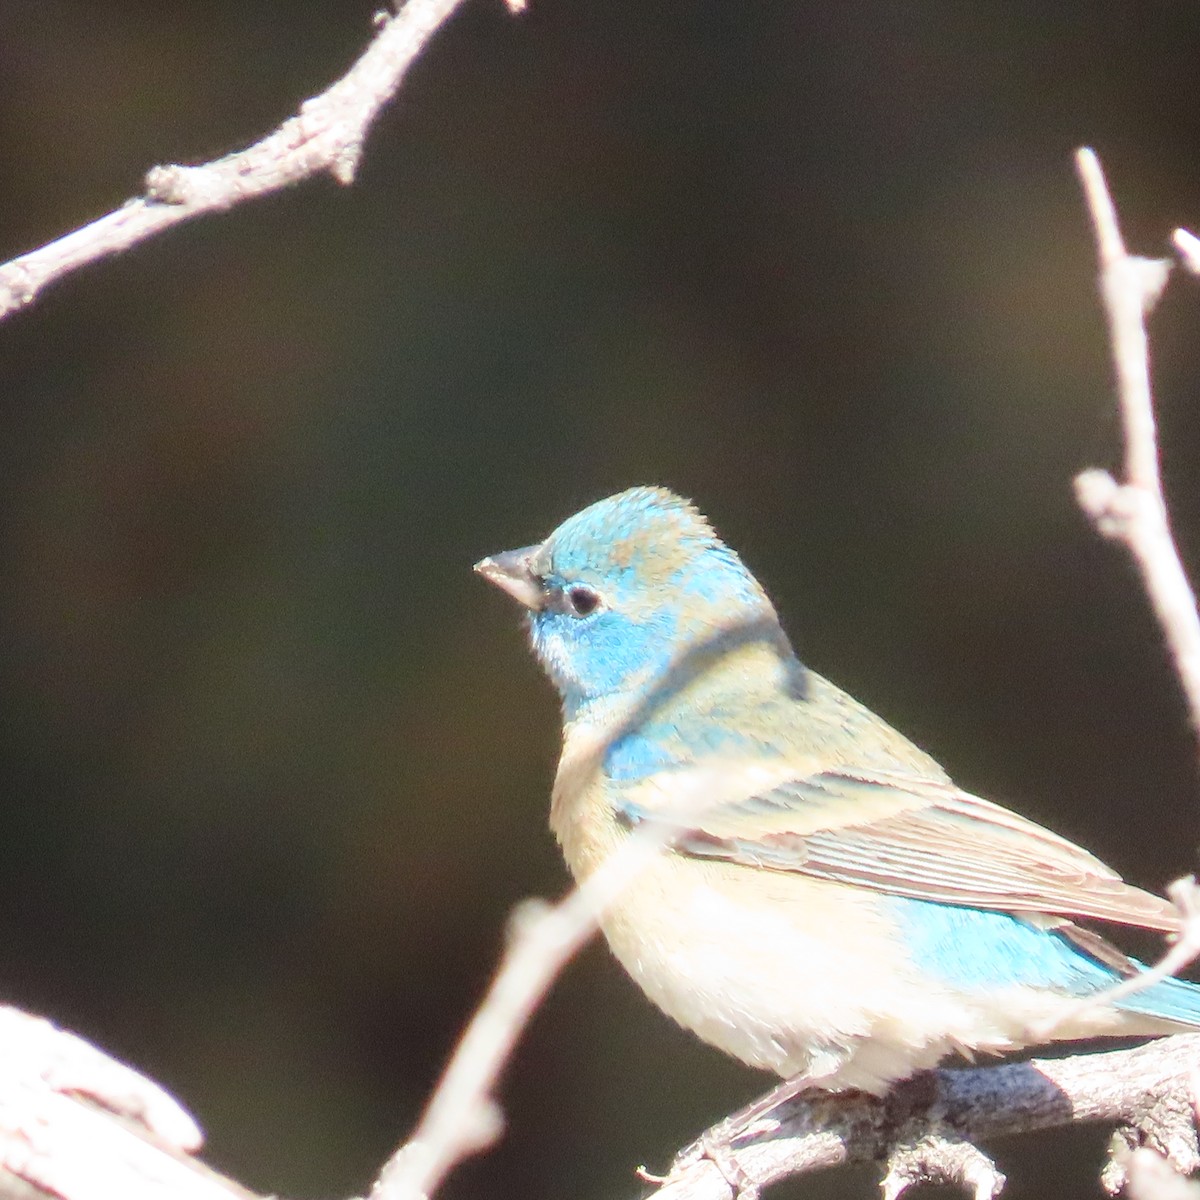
[474,544,545,611]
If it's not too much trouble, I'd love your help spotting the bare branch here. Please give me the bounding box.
[0,0,519,321]
[0,1006,258,1200]
[643,1037,1200,1200]
[1073,147,1200,743]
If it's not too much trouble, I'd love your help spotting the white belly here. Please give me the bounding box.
[595,854,1114,1094]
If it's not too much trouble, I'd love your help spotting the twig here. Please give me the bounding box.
[369,821,677,1200]
[0,0,522,321]
[1073,147,1200,742]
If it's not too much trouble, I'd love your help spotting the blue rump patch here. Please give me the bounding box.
[891,896,1200,1024]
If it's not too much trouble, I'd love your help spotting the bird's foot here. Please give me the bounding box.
[669,1074,814,1187]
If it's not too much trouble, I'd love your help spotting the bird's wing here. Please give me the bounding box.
[619,765,1181,932]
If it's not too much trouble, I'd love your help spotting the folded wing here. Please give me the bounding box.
[621,765,1180,932]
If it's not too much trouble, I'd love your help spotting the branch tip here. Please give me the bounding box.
[1175,228,1200,276]
[1076,147,1126,266]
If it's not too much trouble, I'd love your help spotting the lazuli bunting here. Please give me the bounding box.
[475,486,1200,1104]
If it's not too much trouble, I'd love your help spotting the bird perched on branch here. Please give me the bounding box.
[476,486,1200,1117]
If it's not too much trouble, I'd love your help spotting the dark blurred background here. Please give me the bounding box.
[1,2,1200,1197]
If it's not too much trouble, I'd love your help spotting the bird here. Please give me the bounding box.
[474,485,1200,1116]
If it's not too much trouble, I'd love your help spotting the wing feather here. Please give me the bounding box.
[630,765,1180,932]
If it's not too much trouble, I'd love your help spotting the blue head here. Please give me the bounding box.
[476,487,783,721]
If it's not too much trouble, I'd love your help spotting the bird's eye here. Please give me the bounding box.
[565,585,601,617]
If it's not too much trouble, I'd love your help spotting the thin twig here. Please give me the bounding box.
[0,0,521,321]
[369,822,677,1200]
[1073,147,1200,743]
